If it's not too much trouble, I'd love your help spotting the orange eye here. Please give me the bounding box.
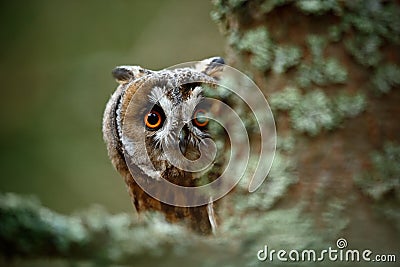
[193,109,209,128]
[144,110,163,130]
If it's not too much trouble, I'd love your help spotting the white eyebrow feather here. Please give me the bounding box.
[148,86,165,104]
[182,86,203,122]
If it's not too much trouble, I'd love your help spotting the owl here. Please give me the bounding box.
[102,57,227,234]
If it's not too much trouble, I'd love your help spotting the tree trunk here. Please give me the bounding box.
[212,0,400,252]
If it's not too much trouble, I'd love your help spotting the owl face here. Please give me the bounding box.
[111,58,225,187]
[143,82,212,160]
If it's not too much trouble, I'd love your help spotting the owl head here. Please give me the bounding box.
[104,57,227,206]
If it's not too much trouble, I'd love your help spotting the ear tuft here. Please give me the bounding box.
[195,57,225,79]
[210,57,225,65]
[112,66,134,84]
[112,66,152,85]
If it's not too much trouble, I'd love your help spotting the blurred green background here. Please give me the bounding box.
[0,0,224,214]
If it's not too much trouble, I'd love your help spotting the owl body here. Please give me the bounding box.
[103,57,225,234]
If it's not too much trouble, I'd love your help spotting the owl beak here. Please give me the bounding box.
[179,127,188,154]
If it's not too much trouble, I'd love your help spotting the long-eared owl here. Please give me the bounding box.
[102,57,227,234]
